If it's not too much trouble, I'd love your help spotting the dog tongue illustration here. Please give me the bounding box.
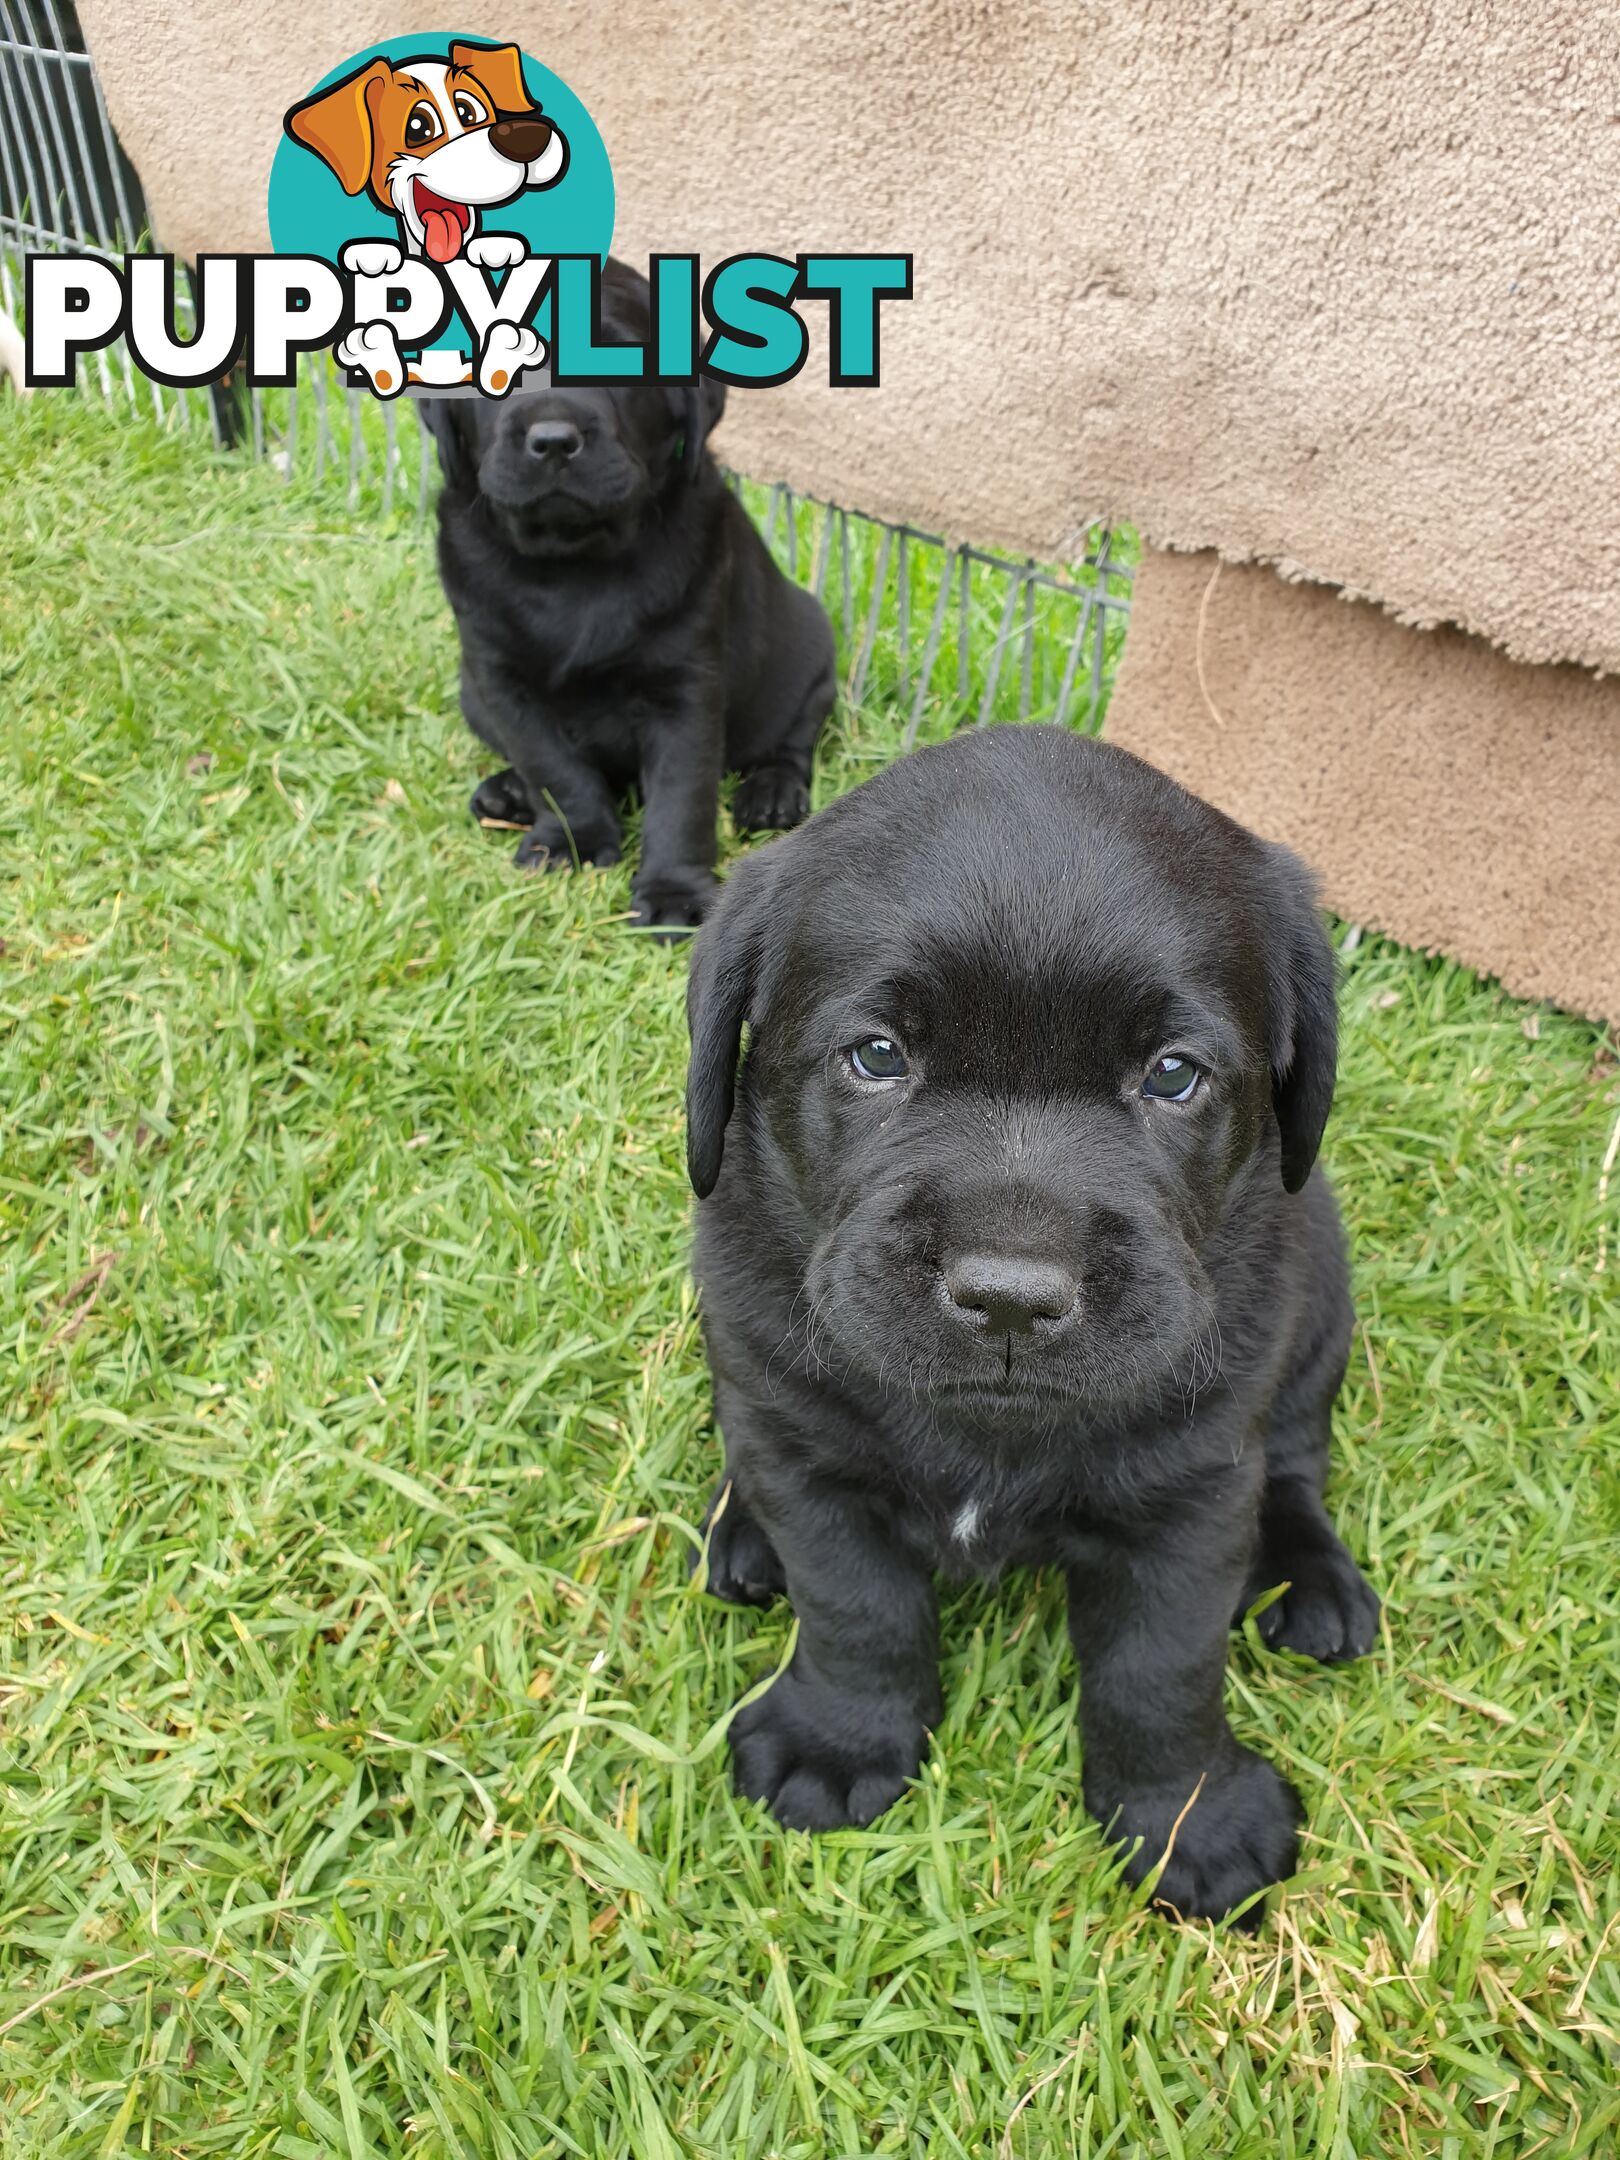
[413,183,469,263]
[423,207,462,263]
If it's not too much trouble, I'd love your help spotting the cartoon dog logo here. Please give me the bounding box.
[285,40,568,390]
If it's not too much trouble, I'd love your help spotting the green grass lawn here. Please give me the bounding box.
[2,392,1617,2159]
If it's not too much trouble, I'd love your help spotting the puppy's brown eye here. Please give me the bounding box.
[405,103,441,147]
[849,1038,908,1082]
[453,94,486,127]
[1143,1055,1202,1102]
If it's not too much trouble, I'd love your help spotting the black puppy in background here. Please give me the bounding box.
[686,726,1379,1927]
[420,260,835,935]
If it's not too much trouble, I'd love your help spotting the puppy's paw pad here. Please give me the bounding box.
[478,320,545,395]
[694,1482,785,1607]
[466,233,529,272]
[340,240,404,277]
[471,767,535,827]
[1096,1749,1301,1929]
[1253,1548,1380,1664]
[732,765,811,834]
[730,1675,926,1832]
[630,870,720,939]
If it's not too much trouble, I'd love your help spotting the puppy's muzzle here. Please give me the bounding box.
[943,1252,1079,1338]
[525,419,584,461]
[490,115,552,163]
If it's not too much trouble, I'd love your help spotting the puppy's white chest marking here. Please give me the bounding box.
[952,1501,982,1545]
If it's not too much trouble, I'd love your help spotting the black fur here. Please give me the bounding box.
[686,726,1379,1926]
[420,259,836,936]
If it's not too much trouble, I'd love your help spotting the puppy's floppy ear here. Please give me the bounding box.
[672,373,727,474]
[417,398,479,493]
[1261,842,1339,1194]
[450,41,536,115]
[284,60,389,196]
[686,844,782,1198]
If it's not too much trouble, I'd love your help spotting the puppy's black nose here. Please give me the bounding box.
[525,420,583,461]
[490,115,553,164]
[944,1253,1078,1336]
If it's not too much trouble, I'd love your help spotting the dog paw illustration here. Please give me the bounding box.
[336,322,406,398]
[465,233,528,272]
[339,240,404,279]
[478,322,545,396]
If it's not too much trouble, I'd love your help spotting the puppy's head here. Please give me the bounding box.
[687,727,1336,1424]
[285,43,566,260]
[419,263,727,558]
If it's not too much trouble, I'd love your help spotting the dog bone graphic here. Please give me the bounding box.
[339,239,405,279]
[464,234,528,272]
[336,320,407,398]
[478,322,545,397]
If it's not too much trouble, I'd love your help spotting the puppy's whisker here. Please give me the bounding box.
[798,1285,848,1386]
[762,1283,812,1393]
[789,1280,816,1339]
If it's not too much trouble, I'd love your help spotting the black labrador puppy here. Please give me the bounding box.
[419,260,835,934]
[686,725,1379,1926]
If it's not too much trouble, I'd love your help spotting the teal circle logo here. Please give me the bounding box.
[268,35,612,377]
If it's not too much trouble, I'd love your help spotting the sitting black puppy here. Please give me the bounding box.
[686,725,1379,1926]
[419,260,835,934]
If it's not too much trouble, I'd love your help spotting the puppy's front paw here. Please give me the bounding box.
[478,320,545,394]
[1246,1540,1380,1664]
[732,763,811,834]
[731,1668,927,1830]
[335,321,405,397]
[465,233,528,272]
[339,239,404,278]
[471,767,534,827]
[630,867,719,940]
[1089,1746,1301,1929]
[513,814,621,871]
[693,1480,785,1607]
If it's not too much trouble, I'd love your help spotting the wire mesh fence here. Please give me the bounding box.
[0,0,151,405]
[0,2,1133,733]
